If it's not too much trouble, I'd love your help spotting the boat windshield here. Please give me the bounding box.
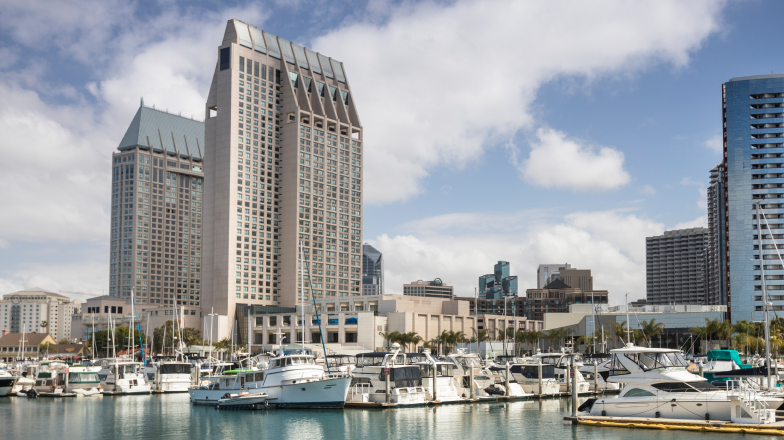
[285,357,315,365]
[651,382,720,393]
[418,364,455,377]
[538,356,560,365]
[456,357,481,367]
[68,373,99,383]
[627,352,688,370]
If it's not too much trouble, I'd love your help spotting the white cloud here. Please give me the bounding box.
[681,177,709,210]
[641,185,656,195]
[0,259,106,297]
[673,216,708,230]
[372,209,664,304]
[704,134,723,153]
[314,0,726,202]
[519,128,631,191]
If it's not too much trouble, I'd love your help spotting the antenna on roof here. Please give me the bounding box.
[140,97,144,108]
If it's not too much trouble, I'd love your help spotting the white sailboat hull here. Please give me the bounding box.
[590,396,733,420]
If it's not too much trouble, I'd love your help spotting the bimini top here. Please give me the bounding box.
[118,102,205,161]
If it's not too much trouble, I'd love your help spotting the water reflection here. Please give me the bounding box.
[0,395,771,440]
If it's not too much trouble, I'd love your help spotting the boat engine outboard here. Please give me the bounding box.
[484,384,506,396]
[25,388,38,398]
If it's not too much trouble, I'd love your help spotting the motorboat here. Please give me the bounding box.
[579,355,620,392]
[142,357,193,393]
[98,359,151,394]
[509,363,561,396]
[347,345,426,406]
[216,392,275,409]
[445,349,499,400]
[531,350,590,394]
[700,350,754,383]
[581,344,784,424]
[407,350,464,403]
[188,350,351,408]
[0,370,17,396]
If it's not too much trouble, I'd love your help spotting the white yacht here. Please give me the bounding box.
[509,363,561,396]
[0,370,17,396]
[579,354,620,392]
[445,349,499,400]
[348,345,426,406]
[531,350,590,394]
[98,359,152,394]
[188,350,351,408]
[142,357,193,393]
[408,350,464,403]
[581,345,784,424]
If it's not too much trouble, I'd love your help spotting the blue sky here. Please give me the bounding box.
[0,0,780,304]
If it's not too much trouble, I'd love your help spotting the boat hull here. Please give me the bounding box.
[189,376,350,408]
[0,378,16,396]
[590,397,733,420]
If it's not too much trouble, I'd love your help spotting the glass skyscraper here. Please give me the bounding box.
[724,74,784,322]
[362,244,383,295]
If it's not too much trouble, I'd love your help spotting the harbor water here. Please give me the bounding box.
[2,395,778,439]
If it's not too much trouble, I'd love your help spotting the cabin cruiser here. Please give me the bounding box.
[445,349,499,400]
[0,370,17,396]
[347,345,426,405]
[188,346,351,408]
[98,359,152,394]
[531,350,590,394]
[508,363,561,396]
[142,357,193,393]
[408,350,464,403]
[700,350,754,383]
[581,345,784,424]
[579,355,620,392]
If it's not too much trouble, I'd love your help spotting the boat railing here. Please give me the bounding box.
[351,382,371,398]
[728,378,770,415]
[324,372,350,380]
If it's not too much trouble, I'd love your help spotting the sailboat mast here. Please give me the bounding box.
[625,293,631,345]
[757,202,773,389]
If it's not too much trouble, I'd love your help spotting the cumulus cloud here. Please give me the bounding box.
[673,216,708,230]
[704,134,723,153]
[371,209,665,304]
[681,177,709,210]
[314,0,726,202]
[0,259,107,297]
[519,128,631,191]
[641,185,657,195]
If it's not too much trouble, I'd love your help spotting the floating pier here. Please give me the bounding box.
[565,415,784,435]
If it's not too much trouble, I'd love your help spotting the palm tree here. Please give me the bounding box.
[528,330,545,352]
[689,325,708,354]
[639,319,665,347]
[378,331,401,350]
[610,321,628,348]
[40,321,48,330]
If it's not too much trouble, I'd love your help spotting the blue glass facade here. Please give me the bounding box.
[725,75,784,322]
[480,261,518,299]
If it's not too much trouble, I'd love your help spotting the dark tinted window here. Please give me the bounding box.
[652,382,719,392]
[160,364,191,375]
[220,47,230,71]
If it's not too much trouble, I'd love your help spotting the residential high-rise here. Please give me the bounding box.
[203,20,363,335]
[707,163,727,306]
[646,228,709,305]
[724,74,784,322]
[110,102,205,306]
[362,243,383,295]
[536,263,571,289]
[0,290,81,341]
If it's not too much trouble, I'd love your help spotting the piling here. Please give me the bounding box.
[571,359,578,418]
[385,365,390,404]
[538,362,543,396]
[469,367,474,400]
[505,363,510,397]
[593,363,598,393]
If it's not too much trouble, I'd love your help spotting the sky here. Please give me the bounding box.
[0,0,782,304]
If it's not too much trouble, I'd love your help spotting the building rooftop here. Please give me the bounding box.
[647,227,708,239]
[2,289,69,300]
[729,73,784,82]
[118,102,205,160]
[0,333,55,346]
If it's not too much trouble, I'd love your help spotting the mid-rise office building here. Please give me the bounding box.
[707,163,728,306]
[536,263,572,288]
[645,228,708,305]
[558,268,593,292]
[0,290,81,341]
[202,20,364,336]
[362,243,383,295]
[403,279,454,299]
[722,74,784,322]
[479,261,518,299]
[110,102,205,306]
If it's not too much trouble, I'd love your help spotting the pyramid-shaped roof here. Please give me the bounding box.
[543,278,573,290]
[118,103,205,160]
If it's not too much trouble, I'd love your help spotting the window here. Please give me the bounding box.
[219,47,230,71]
[623,388,655,397]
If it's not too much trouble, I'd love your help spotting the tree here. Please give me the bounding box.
[39,342,53,355]
[40,321,48,330]
[57,338,70,344]
[153,321,201,354]
[90,326,148,355]
[214,337,232,350]
[610,321,628,348]
[639,319,665,347]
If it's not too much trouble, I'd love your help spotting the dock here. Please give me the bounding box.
[564,415,784,435]
[38,392,77,398]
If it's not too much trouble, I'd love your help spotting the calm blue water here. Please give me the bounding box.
[0,394,772,439]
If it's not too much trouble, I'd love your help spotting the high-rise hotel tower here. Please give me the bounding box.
[203,19,364,331]
[111,102,205,305]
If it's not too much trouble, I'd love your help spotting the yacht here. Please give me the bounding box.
[700,350,754,383]
[579,354,620,392]
[531,350,590,394]
[445,349,498,399]
[0,370,17,396]
[509,363,561,396]
[581,345,784,424]
[142,356,193,393]
[98,359,152,394]
[347,345,426,406]
[188,350,351,408]
[408,350,464,403]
